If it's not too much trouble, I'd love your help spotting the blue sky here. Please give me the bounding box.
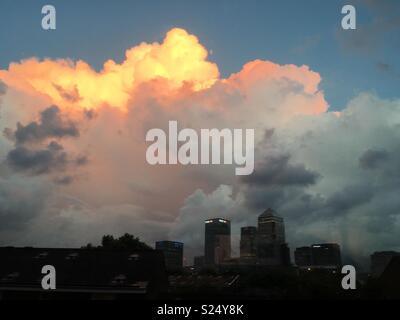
[0,0,399,110]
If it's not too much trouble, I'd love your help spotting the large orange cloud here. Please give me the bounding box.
[0,28,219,111]
[0,28,327,116]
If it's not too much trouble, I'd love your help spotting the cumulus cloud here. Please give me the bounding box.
[180,93,400,266]
[0,28,219,111]
[0,28,399,269]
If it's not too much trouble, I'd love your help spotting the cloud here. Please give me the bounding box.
[0,80,6,109]
[9,105,79,144]
[325,185,374,212]
[0,28,219,111]
[0,196,173,248]
[0,80,6,96]
[3,104,87,182]
[0,176,51,233]
[167,92,400,266]
[242,153,320,187]
[6,141,68,174]
[1,28,400,268]
[359,149,390,169]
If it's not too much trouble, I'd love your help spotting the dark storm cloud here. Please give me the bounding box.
[3,106,88,179]
[241,186,285,212]
[0,178,48,232]
[6,141,68,174]
[242,154,320,187]
[12,105,79,144]
[359,149,389,169]
[326,185,374,212]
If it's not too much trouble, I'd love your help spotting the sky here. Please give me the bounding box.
[1,0,399,109]
[0,0,400,268]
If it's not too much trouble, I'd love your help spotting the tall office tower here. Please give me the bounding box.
[256,208,290,266]
[155,241,184,271]
[294,246,313,267]
[257,208,285,243]
[370,251,400,278]
[311,243,342,268]
[240,226,257,258]
[204,218,231,266]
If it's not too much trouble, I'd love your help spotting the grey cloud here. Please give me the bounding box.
[242,154,320,187]
[242,186,285,212]
[359,149,389,169]
[0,177,49,233]
[326,185,374,212]
[6,141,68,174]
[12,105,79,144]
[0,200,172,249]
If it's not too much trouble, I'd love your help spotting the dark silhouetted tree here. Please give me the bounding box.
[83,233,152,250]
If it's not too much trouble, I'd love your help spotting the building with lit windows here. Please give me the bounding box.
[256,209,290,266]
[155,241,184,272]
[204,218,231,266]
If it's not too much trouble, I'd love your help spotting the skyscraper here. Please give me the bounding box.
[257,208,285,243]
[256,208,290,266]
[311,243,341,268]
[204,218,231,266]
[155,241,184,271]
[240,226,257,258]
[370,251,400,277]
[294,246,313,267]
[294,244,342,269]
